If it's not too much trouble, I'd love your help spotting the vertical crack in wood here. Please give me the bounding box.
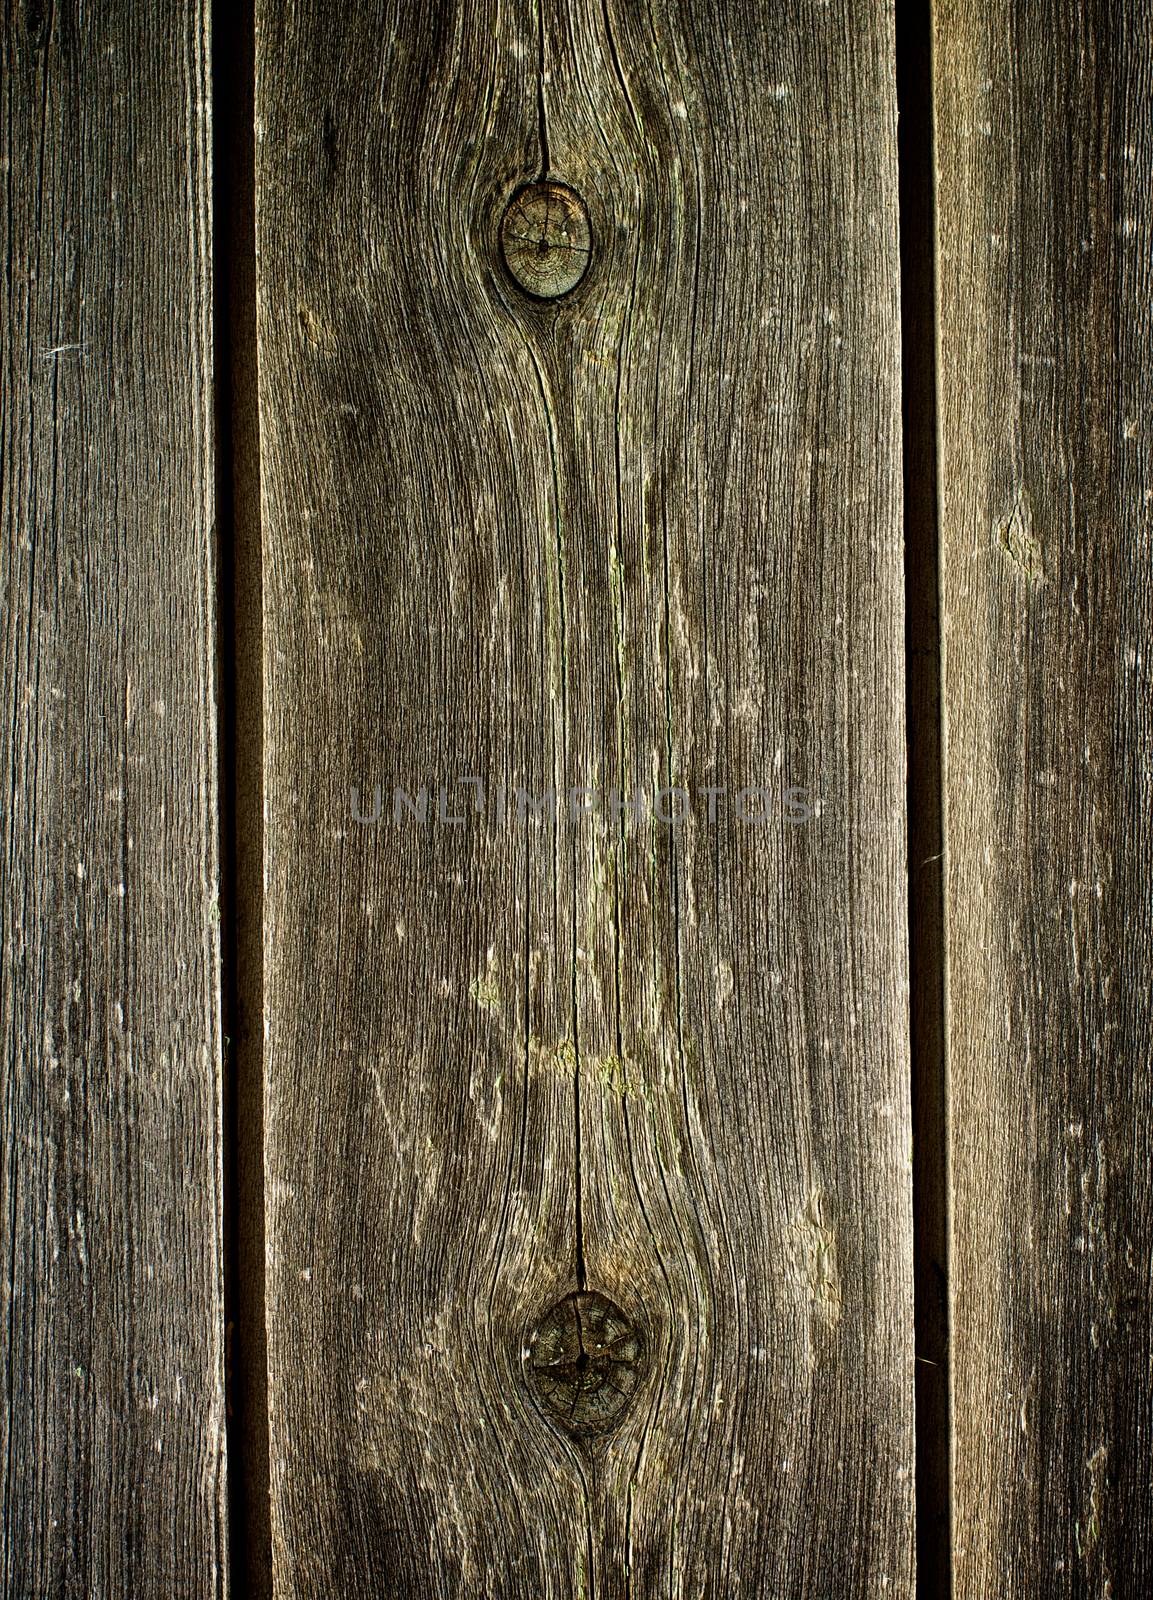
[524,340,585,1293]
[535,0,550,178]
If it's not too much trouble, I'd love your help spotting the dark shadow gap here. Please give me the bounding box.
[895,2,952,1595]
[213,0,271,1591]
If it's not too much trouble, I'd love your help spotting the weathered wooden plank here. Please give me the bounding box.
[934,0,1153,1591]
[0,3,228,1594]
[255,3,914,1594]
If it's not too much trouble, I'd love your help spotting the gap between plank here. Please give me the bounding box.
[895,2,952,1594]
[212,0,272,1591]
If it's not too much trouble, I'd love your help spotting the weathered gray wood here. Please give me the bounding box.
[0,3,228,1594]
[256,3,915,1594]
[934,1,1153,1591]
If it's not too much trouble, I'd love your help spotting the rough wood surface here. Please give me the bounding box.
[255,3,915,1594]
[934,1,1153,1591]
[0,2,228,1594]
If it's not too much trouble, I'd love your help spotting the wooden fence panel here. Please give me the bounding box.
[0,3,228,1595]
[255,3,914,1595]
[934,1,1153,1591]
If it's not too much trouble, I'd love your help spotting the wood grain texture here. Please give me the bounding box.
[0,2,228,1594]
[934,0,1153,1591]
[255,3,914,1595]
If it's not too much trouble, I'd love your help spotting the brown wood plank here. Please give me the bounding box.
[0,2,229,1594]
[255,3,914,1594]
[934,0,1153,1591]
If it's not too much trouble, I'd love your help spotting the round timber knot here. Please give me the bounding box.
[526,1290,645,1437]
[499,181,591,300]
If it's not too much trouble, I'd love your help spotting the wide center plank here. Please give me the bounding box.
[255,3,914,1594]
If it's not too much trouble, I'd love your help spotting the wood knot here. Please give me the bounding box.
[525,1290,645,1437]
[499,181,591,301]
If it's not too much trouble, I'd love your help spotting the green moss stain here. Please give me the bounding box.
[997,487,1045,581]
[469,952,502,1013]
[1075,1444,1108,1562]
[593,1054,630,1096]
[797,1188,842,1321]
[469,974,502,1012]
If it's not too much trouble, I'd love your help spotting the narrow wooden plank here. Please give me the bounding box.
[256,4,914,1594]
[1,3,228,1594]
[934,1,1153,1591]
